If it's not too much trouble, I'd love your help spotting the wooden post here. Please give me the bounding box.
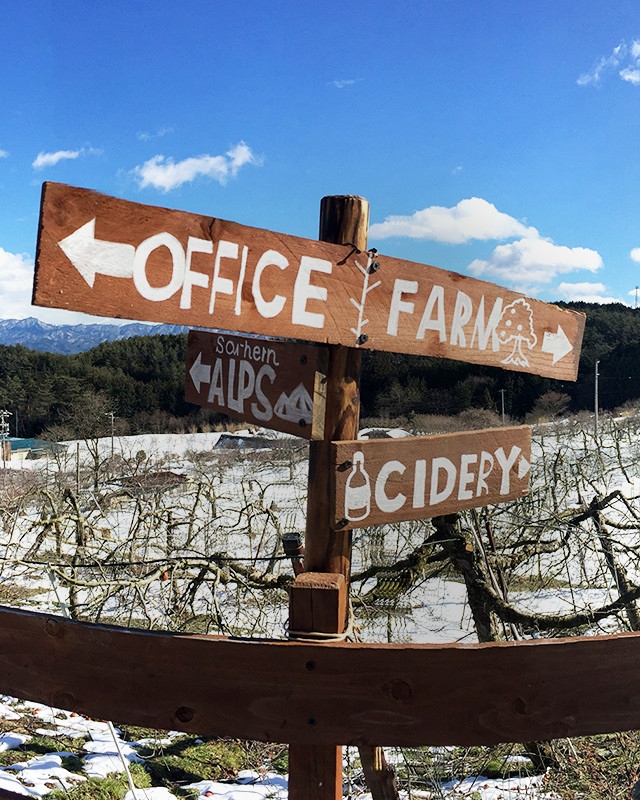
[288,196,369,800]
[289,573,348,636]
[303,195,369,575]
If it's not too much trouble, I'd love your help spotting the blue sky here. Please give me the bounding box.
[2,0,640,324]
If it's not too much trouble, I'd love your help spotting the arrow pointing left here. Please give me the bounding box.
[189,352,211,394]
[58,219,135,288]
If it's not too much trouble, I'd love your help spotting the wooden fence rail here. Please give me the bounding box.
[1,604,639,746]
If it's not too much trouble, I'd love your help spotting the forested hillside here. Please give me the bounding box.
[1,302,640,438]
[0,334,193,438]
[361,302,640,421]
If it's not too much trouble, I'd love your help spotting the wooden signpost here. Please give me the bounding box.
[34,182,585,380]
[185,330,328,439]
[30,185,592,800]
[332,426,531,529]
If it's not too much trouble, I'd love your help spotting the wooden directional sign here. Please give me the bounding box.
[331,426,531,529]
[34,182,585,380]
[185,330,328,439]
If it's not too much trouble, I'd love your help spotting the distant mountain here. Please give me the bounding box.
[0,317,187,354]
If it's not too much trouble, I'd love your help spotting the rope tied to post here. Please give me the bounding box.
[287,600,360,643]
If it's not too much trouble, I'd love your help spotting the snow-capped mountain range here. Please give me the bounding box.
[0,317,186,354]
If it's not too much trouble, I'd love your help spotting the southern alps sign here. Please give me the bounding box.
[185,330,327,439]
[34,183,585,380]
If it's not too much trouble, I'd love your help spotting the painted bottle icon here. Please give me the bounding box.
[344,451,371,522]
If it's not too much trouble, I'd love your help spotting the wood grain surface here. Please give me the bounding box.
[185,330,328,439]
[332,426,531,528]
[34,182,585,379]
[1,605,639,747]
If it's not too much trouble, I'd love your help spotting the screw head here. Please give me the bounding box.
[300,355,307,365]
[338,517,349,528]
[369,261,380,273]
[357,334,368,345]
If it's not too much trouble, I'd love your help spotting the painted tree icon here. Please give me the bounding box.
[497,298,537,368]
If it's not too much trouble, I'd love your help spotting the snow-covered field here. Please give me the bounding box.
[0,697,555,800]
[2,414,640,798]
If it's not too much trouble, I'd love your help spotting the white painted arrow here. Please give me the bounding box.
[189,352,211,394]
[518,455,530,480]
[541,325,573,365]
[58,219,135,288]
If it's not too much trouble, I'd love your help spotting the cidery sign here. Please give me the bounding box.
[185,330,328,439]
[33,183,585,380]
[331,426,531,528]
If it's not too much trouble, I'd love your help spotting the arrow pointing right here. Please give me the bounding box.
[189,352,212,394]
[541,325,573,365]
[58,219,135,288]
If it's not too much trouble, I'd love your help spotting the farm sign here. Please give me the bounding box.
[332,426,531,528]
[33,183,585,380]
[185,330,328,439]
[26,187,601,800]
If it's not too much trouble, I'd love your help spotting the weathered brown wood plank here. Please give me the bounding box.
[2,606,640,746]
[332,426,531,528]
[33,182,585,380]
[288,745,342,800]
[185,330,328,439]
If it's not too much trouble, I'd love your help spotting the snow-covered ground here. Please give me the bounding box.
[0,698,557,799]
[3,416,640,798]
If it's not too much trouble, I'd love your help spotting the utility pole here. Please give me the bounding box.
[0,409,12,479]
[105,410,115,460]
[594,360,600,437]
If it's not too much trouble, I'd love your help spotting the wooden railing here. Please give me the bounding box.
[2,604,639,746]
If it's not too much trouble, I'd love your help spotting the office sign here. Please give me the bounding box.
[34,183,585,380]
[185,330,327,439]
[332,426,531,528]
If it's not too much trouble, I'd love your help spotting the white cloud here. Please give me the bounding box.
[560,281,607,294]
[371,196,604,293]
[0,246,129,323]
[468,237,603,290]
[33,149,81,169]
[369,197,538,244]
[631,247,640,263]
[131,142,260,192]
[556,282,622,304]
[0,247,35,318]
[137,126,174,142]
[32,146,101,170]
[577,41,625,85]
[620,67,640,85]
[578,39,640,86]
[0,149,7,158]
[330,78,362,89]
